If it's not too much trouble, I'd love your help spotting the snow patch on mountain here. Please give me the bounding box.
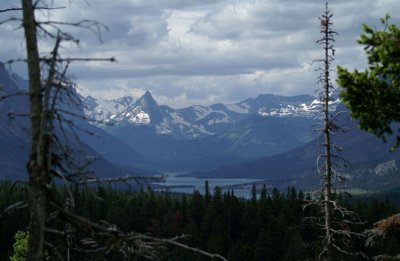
[208,117,231,125]
[192,105,213,120]
[82,91,342,140]
[165,111,213,137]
[257,98,340,118]
[374,160,397,176]
[128,111,150,124]
[83,95,137,124]
[156,121,173,135]
[170,111,187,125]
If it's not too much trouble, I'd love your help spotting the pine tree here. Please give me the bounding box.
[253,228,271,261]
[337,15,400,148]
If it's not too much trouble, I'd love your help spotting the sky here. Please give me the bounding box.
[0,0,399,108]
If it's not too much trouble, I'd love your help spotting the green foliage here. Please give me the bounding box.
[0,182,399,260]
[337,15,400,148]
[0,182,28,261]
[10,231,28,261]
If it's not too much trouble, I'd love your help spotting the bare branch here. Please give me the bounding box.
[0,6,65,13]
[0,91,29,101]
[0,8,23,13]
[138,234,229,261]
[49,201,227,260]
[37,19,109,42]
[4,57,116,65]
[8,112,30,118]
[43,241,64,261]
[0,201,28,219]
[0,17,21,26]
[45,227,65,236]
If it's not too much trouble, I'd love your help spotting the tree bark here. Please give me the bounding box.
[21,0,47,260]
[322,6,333,261]
[319,3,335,260]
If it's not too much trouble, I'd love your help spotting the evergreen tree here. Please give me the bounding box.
[1,182,399,260]
[260,184,268,203]
[190,190,205,228]
[337,15,400,148]
[228,240,252,261]
[281,228,306,261]
[251,184,257,205]
[253,228,271,261]
[205,180,211,206]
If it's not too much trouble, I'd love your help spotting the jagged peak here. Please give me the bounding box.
[137,90,157,106]
[142,90,154,99]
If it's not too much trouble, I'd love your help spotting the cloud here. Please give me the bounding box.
[190,1,319,40]
[1,0,399,108]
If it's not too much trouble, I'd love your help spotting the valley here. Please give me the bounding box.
[1,62,399,193]
[2,1,400,260]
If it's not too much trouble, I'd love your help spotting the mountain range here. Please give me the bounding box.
[81,90,340,171]
[0,62,154,181]
[1,62,399,191]
[188,104,400,191]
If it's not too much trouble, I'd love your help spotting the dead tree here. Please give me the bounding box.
[1,1,227,260]
[303,2,365,260]
[318,3,336,259]
[22,1,47,259]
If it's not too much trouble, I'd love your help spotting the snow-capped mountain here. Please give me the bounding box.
[4,61,396,188]
[79,91,340,169]
[0,63,153,179]
[82,92,339,140]
[82,95,137,124]
[233,93,340,118]
[108,91,163,126]
[190,103,400,192]
[256,97,340,117]
[83,91,235,139]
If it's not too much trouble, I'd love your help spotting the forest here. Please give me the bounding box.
[1,181,399,260]
[1,0,400,260]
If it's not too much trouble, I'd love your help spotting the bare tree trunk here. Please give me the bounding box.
[12,1,229,260]
[22,0,47,260]
[318,3,336,260]
[323,61,333,261]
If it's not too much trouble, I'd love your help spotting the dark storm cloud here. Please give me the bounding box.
[0,0,399,107]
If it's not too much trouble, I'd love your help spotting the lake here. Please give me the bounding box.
[155,173,263,198]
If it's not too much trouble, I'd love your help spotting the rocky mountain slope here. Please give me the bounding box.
[83,91,339,138]
[81,91,339,170]
[188,104,400,190]
[0,62,154,180]
[2,63,398,192]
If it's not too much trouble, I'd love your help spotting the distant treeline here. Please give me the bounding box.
[0,181,399,260]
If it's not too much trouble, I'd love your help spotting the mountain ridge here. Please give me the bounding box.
[187,104,400,190]
[0,62,156,180]
[81,90,333,169]
[83,91,339,139]
[2,63,399,191]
